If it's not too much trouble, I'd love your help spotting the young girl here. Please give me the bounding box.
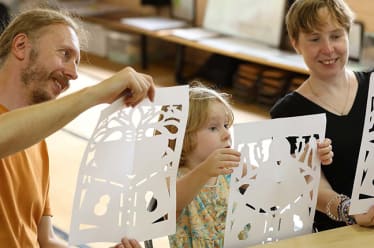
[169,82,333,247]
[168,82,241,247]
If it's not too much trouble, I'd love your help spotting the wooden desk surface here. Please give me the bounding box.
[159,34,309,74]
[249,225,374,248]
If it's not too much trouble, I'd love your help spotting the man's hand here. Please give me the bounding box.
[93,67,155,107]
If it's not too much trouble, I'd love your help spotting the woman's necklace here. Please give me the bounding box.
[307,74,351,116]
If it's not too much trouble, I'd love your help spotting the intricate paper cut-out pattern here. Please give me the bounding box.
[351,74,374,215]
[69,86,189,246]
[224,114,326,248]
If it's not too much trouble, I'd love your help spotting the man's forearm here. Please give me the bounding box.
[0,87,95,158]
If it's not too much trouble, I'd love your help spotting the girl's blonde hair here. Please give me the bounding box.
[286,0,354,42]
[180,81,234,166]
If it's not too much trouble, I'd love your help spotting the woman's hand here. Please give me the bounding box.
[354,205,374,227]
[317,138,334,165]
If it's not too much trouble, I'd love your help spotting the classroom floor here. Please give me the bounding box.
[46,57,270,247]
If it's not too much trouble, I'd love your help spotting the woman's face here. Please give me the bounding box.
[292,7,349,80]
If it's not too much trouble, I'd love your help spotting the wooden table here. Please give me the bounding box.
[82,11,371,83]
[250,225,374,248]
[83,11,308,73]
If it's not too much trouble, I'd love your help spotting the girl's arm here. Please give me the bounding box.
[176,165,212,217]
[176,148,240,217]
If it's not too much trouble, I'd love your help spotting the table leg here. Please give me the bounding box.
[140,34,148,70]
[175,44,186,84]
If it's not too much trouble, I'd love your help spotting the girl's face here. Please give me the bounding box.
[187,100,232,166]
[292,8,349,80]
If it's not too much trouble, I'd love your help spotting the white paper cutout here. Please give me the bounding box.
[350,73,374,215]
[68,85,189,246]
[224,114,326,248]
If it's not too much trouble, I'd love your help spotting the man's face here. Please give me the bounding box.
[21,24,80,104]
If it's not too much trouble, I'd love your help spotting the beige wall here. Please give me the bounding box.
[346,0,374,33]
[100,0,162,15]
[195,0,207,26]
[100,0,146,10]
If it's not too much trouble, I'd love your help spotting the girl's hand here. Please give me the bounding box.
[201,148,241,177]
[114,237,141,248]
[317,138,334,165]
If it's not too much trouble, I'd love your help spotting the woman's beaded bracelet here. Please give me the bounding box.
[340,197,357,225]
[326,194,356,225]
[326,194,345,222]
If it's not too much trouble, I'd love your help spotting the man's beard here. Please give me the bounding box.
[20,49,53,104]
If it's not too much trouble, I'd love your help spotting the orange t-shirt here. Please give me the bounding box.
[0,105,51,247]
